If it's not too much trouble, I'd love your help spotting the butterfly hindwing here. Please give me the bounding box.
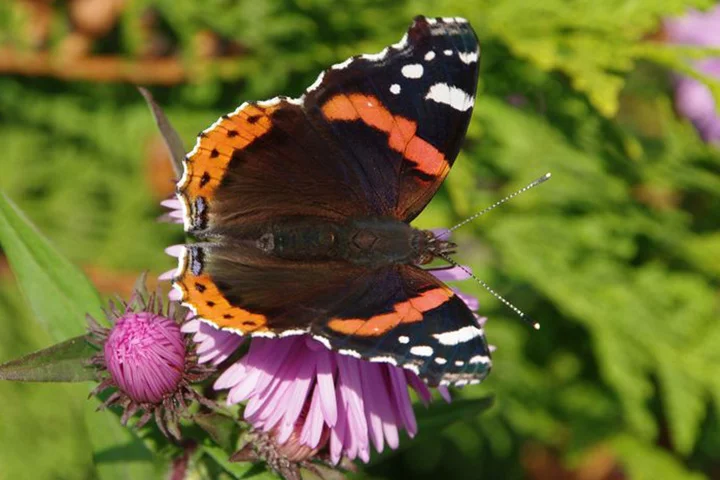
[176,243,490,387]
[312,265,491,387]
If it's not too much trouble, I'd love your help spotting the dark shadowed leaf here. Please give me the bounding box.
[416,396,495,431]
[368,396,495,467]
[202,444,280,479]
[0,335,96,382]
[194,412,241,451]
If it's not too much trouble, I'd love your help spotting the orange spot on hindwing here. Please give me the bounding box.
[176,272,269,333]
[327,287,452,336]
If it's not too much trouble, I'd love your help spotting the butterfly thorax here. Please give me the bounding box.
[255,217,455,267]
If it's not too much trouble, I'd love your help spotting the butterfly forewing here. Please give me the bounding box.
[303,16,480,221]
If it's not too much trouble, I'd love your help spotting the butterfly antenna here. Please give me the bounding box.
[438,252,540,330]
[440,173,551,237]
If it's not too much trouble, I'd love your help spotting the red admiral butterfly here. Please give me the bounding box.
[171,16,490,387]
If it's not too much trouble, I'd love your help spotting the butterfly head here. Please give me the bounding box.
[414,230,457,265]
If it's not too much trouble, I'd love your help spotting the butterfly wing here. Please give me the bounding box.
[178,16,479,233]
[178,99,379,234]
[303,16,480,221]
[311,264,491,387]
[175,243,490,386]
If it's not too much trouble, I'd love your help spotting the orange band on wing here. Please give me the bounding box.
[179,103,279,203]
[321,93,446,177]
[327,287,452,337]
[177,273,269,333]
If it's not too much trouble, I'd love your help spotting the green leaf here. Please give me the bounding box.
[417,396,495,431]
[0,190,103,340]
[0,335,96,382]
[612,434,706,480]
[194,412,241,451]
[201,444,279,480]
[85,402,165,480]
[0,191,159,479]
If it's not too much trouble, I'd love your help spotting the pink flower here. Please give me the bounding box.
[665,6,720,144]
[103,312,185,403]
[88,288,214,438]
[181,265,483,465]
[160,198,185,224]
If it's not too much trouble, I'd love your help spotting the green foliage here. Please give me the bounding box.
[0,335,97,382]
[1,0,719,479]
[0,191,103,339]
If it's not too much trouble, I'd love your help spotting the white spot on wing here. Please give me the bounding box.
[435,357,447,365]
[279,329,308,337]
[455,360,465,366]
[398,335,410,344]
[401,64,424,79]
[257,97,282,108]
[410,345,434,357]
[390,84,401,95]
[455,379,468,387]
[361,47,389,62]
[433,325,484,346]
[443,49,453,56]
[369,356,398,366]
[403,363,420,374]
[339,348,362,359]
[307,71,325,92]
[459,50,479,64]
[425,83,475,112]
[469,355,491,365]
[424,51,436,61]
[312,335,332,350]
[251,331,277,338]
[332,57,355,70]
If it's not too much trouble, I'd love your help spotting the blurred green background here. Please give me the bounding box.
[1,0,719,479]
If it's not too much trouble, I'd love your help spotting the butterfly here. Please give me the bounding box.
[171,16,490,387]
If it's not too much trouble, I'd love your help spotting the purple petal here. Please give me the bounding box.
[300,383,326,448]
[438,386,452,403]
[431,228,451,239]
[329,393,348,464]
[337,356,370,462]
[388,367,417,437]
[316,349,338,426]
[406,370,432,407]
[277,360,315,443]
[359,363,387,453]
[164,245,185,258]
[161,198,183,209]
[453,288,479,311]
[158,269,176,281]
[428,265,472,281]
